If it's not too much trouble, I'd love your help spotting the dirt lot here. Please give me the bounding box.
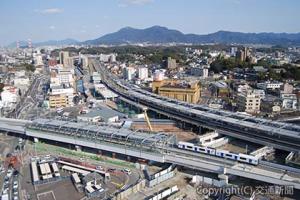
[130,121,198,142]
[219,138,262,154]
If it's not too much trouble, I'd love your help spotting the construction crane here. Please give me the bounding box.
[143,109,153,132]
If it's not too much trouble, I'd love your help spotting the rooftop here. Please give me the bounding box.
[79,106,125,120]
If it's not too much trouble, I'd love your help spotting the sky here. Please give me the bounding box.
[0,0,300,45]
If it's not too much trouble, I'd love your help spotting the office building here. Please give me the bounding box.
[49,86,74,108]
[49,94,68,108]
[123,67,135,81]
[236,50,245,61]
[167,57,177,69]
[230,47,238,56]
[237,90,261,114]
[59,51,74,67]
[138,67,148,80]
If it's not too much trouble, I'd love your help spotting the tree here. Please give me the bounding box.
[0,83,4,93]
[24,64,36,72]
[257,71,266,81]
[268,69,281,81]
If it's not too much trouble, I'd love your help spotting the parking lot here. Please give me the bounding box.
[1,134,24,200]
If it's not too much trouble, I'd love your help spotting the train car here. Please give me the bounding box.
[177,141,258,165]
[237,154,258,165]
[194,146,208,153]
[215,149,238,160]
[177,141,195,151]
[205,147,216,155]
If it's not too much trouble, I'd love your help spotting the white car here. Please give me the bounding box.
[2,188,8,195]
[7,171,13,178]
[122,168,131,175]
[13,182,18,190]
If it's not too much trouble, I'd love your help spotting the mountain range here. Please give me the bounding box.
[8,26,300,47]
[85,26,300,45]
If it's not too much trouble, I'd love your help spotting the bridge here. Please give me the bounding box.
[1,117,300,189]
[90,60,300,152]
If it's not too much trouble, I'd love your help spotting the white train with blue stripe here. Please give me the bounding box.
[177,141,259,165]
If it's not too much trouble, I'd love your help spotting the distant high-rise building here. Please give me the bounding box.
[138,67,148,80]
[34,54,43,66]
[123,67,135,80]
[230,47,238,56]
[28,39,32,49]
[59,51,71,67]
[275,51,281,58]
[236,47,251,61]
[244,47,250,60]
[167,57,177,69]
[109,54,116,63]
[236,50,245,61]
[99,53,117,63]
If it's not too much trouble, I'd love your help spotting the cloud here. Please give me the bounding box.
[35,8,64,14]
[118,0,153,7]
[49,25,56,30]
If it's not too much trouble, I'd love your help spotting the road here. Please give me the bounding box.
[7,74,47,119]
[18,74,49,120]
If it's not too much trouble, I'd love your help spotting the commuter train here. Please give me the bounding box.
[177,141,259,165]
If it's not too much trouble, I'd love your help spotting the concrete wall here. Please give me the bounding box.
[202,137,229,148]
[191,175,227,187]
[198,132,219,144]
[146,185,179,200]
[146,165,176,187]
[113,179,146,200]
[147,171,175,188]
[250,146,274,158]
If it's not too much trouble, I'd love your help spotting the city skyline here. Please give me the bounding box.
[1,0,300,45]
